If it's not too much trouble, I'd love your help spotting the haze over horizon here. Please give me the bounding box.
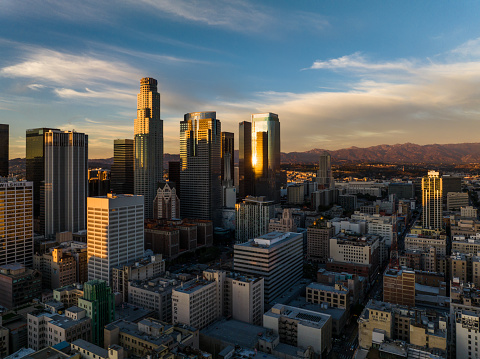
[2,1,480,158]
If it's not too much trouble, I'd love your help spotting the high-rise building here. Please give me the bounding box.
[78,280,115,347]
[251,113,281,202]
[168,161,181,196]
[221,132,234,184]
[0,124,8,177]
[316,152,334,189]
[180,112,221,223]
[0,181,34,267]
[26,129,88,237]
[235,196,275,243]
[234,231,303,304]
[88,168,110,196]
[33,247,76,289]
[422,170,443,230]
[383,267,415,307]
[238,121,254,199]
[111,139,134,194]
[26,127,59,231]
[153,181,180,219]
[134,77,163,219]
[0,263,42,309]
[87,194,144,283]
[307,219,335,263]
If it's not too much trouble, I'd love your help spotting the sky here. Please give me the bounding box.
[2,1,480,158]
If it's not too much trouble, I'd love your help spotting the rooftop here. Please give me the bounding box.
[71,339,107,358]
[201,319,274,348]
[265,304,331,329]
[307,282,348,294]
[235,231,302,250]
[174,279,215,294]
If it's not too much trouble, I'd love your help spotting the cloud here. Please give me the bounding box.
[27,84,45,90]
[307,52,414,72]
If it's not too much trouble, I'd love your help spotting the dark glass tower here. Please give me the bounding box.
[168,161,181,196]
[239,121,254,199]
[110,139,134,194]
[180,112,221,224]
[26,127,59,231]
[221,132,234,184]
[0,124,8,177]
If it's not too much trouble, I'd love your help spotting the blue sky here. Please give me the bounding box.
[2,1,480,158]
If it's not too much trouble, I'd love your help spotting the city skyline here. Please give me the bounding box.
[2,2,480,159]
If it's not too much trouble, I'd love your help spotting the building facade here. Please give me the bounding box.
[153,181,180,220]
[235,196,275,243]
[422,171,443,230]
[134,78,163,219]
[238,121,254,199]
[110,139,134,195]
[0,124,8,177]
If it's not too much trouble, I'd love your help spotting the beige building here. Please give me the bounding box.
[53,284,84,308]
[87,194,144,283]
[268,208,297,233]
[307,219,335,263]
[404,234,447,256]
[111,253,165,302]
[447,192,469,211]
[450,252,469,283]
[383,268,415,307]
[306,282,350,310]
[452,236,480,254]
[287,184,304,204]
[462,206,478,219]
[27,307,91,350]
[263,304,332,357]
[153,181,180,220]
[71,339,124,359]
[422,170,442,230]
[34,248,76,289]
[0,181,34,267]
[451,219,480,236]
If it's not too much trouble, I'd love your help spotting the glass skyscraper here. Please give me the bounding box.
[134,78,163,219]
[239,121,254,199]
[0,124,8,177]
[180,112,221,223]
[111,138,134,194]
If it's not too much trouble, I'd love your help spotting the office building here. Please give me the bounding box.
[238,121,254,199]
[110,139,134,194]
[351,212,395,246]
[462,206,478,219]
[53,284,84,308]
[287,184,304,204]
[307,219,335,263]
[0,181,34,267]
[442,175,462,197]
[388,182,415,199]
[422,171,443,230]
[111,253,165,302]
[251,113,281,202]
[0,263,42,309]
[153,181,180,219]
[0,124,8,177]
[383,267,415,307]
[27,307,91,351]
[447,192,469,210]
[234,231,303,303]
[134,77,163,219]
[269,208,297,233]
[221,132,234,183]
[306,282,350,310]
[180,112,222,223]
[78,280,115,346]
[316,152,334,189]
[263,304,332,357]
[235,196,275,243]
[88,168,110,196]
[26,128,88,237]
[168,161,181,196]
[87,194,144,283]
[33,248,76,289]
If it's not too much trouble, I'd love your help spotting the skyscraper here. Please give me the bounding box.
[180,112,221,223]
[26,127,59,230]
[221,132,234,184]
[0,124,8,177]
[134,77,163,219]
[0,181,34,267]
[87,194,144,283]
[238,121,254,199]
[111,139,134,194]
[422,170,443,230]
[251,113,281,202]
[316,151,334,189]
[27,129,87,237]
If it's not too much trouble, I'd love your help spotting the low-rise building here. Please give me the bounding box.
[383,267,415,307]
[0,264,42,309]
[53,284,84,308]
[307,219,335,263]
[33,248,76,289]
[306,282,350,310]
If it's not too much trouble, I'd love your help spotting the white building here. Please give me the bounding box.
[234,231,303,303]
[350,212,395,246]
[87,194,144,283]
[330,218,367,235]
[462,206,478,219]
[153,182,180,220]
[235,196,275,243]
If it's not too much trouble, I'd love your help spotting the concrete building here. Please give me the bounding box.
[27,307,91,351]
[134,77,163,219]
[235,196,275,243]
[307,219,335,263]
[351,212,395,246]
[234,232,303,304]
[447,192,469,211]
[338,194,357,212]
[335,181,385,197]
[388,182,415,199]
[87,194,144,283]
[306,282,350,310]
[53,284,84,308]
[71,339,124,359]
[263,303,332,357]
[111,253,165,302]
[180,112,222,224]
[330,217,367,235]
[442,175,462,197]
[33,248,76,289]
[0,181,34,267]
[383,267,415,307]
[316,152,334,190]
[77,280,115,346]
[451,219,480,236]
[110,139,134,195]
[153,181,180,220]
[88,169,110,197]
[404,234,447,256]
[0,264,42,309]
[128,276,179,322]
[462,206,478,219]
[287,184,304,204]
[422,171,443,230]
[268,208,297,233]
